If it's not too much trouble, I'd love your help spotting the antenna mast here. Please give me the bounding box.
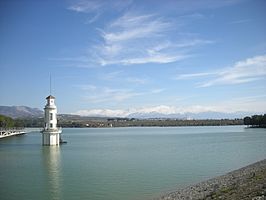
[50,73,52,95]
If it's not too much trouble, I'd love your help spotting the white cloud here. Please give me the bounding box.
[229,19,251,24]
[151,88,165,94]
[200,55,266,87]
[65,0,243,68]
[175,39,214,48]
[147,42,172,55]
[100,71,150,85]
[69,0,242,14]
[95,12,176,65]
[77,84,168,105]
[115,54,187,65]
[126,77,148,84]
[68,0,131,13]
[161,0,243,13]
[102,13,171,43]
[91,11,211,66]
[175,72,217,80]
[86,12,101,24]
[78,84,97,91]
[68,0,132,25]
[101,70,124,80]
[79,85,143,103]
[176,55,266,87]
[68,0,103,13]
[66,2,215,67]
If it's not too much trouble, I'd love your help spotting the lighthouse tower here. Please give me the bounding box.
[41,95,62,145]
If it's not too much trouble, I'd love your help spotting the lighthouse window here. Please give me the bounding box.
[50,123,53,128]
[50,113,53,120]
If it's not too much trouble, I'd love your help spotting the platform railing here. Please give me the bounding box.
[0,127,25,132]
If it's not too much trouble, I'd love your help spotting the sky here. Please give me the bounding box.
[0,0,266,117]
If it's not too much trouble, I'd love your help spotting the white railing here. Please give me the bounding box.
[0,127,25,132]
[41,127,62,133]
[0,128,26,138]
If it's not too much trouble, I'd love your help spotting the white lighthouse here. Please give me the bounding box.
[41,95,62,145]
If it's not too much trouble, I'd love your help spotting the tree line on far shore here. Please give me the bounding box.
[0,114,243,128]
[1,113,265,128]
[244,114,266,128]
[0,114,43,128]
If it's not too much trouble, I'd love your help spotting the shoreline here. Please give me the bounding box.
[156,159,266,200]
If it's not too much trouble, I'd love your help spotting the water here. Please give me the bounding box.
[0,126,265,200]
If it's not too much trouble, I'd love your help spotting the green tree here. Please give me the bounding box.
[244,116,251,125]
[262,114,266,125]
[0,115,15,128]
[244,114,266,128]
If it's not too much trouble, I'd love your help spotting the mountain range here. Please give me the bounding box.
[0,106,43,118]
[0,105,251,119]
[127,111,248,119]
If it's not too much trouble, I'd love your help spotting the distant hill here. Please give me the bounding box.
[73,107,251,120]
[98,111,248,120]
[0,106,43,118]
[0,105,251,120]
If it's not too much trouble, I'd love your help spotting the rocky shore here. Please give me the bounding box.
[156,159,266,200]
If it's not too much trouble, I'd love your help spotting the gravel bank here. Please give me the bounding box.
[156,159,266,200]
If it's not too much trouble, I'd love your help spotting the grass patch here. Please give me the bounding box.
[218,186,235,194]
[254,174,263,180]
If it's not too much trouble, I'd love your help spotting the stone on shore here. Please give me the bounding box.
[156,159,266,200]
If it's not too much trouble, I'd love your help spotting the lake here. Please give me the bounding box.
[0,126,265,200]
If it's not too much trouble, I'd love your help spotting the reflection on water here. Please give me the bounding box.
[42,146,62,200]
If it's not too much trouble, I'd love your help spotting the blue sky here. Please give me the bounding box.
[0,0,266,117]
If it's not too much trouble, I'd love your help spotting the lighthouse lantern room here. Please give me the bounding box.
[41,95,62,145]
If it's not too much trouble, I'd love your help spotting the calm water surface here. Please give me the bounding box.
[0,126,266,200]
